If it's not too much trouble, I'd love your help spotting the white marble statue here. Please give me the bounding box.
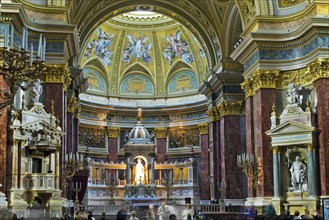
[289,156,307,191]
[287,83,302,105]
[135,158,145,184]
[30,79,43,103]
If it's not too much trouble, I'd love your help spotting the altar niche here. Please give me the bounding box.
[266,84,319,215]
[133,157,147,185]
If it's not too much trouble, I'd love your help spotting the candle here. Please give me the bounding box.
[25,28,29,50]
[42,36,46,60]
[38,33,42,57]
[22,27,26,49]
[4,27,8,48]
[29,43,33,66]
[10,25,14,48]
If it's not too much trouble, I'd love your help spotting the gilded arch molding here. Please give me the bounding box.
[76,0,221,70]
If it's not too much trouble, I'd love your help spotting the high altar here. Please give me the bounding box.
[83,109,199,206]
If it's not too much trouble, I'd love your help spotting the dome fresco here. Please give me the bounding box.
[81,14,208,100]
[82,68,107,93]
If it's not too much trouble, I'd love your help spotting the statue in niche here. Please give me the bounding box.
[289,156,307,191]
[287,83,302,105]
[135,158,145,185]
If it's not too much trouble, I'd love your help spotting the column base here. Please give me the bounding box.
[284,193,319,216]
[9,189,28,218]
[245,197,273,215]
[49,190,63,218]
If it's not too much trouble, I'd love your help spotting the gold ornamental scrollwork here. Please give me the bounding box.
[217,100,244,118]
[253,70,280,91]
[68,97,81,119]
[275,58,329,88]
[206,106,220,122]
[272,146,278,154]
[198,122,209,135]
[155,127,168,139]
[107,127,120,138]
[241,77,255,98]
[42,64,72,92]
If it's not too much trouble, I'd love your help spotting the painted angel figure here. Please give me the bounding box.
[95,27,115,54]
[127,33,151,59]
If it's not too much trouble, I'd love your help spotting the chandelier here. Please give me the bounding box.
[0,6,46,109]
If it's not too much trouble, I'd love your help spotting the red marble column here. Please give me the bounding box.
[208,115,220,199]
[314,78,329,195]
[108,138,118,163]
[0,77,8,192]
[199,123,210,199]
[0,106,7,192]
[220,115,243,198]
[44,83,66,193]
[245,96,256,197]
[107,127,120,162]
[155,128,168,163]
[254,88,275,197]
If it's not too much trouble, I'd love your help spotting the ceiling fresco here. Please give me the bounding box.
[81,15,207,99]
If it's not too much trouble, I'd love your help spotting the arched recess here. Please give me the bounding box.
[165,60,198,96]
[76,1,221,70]
[82,66,107,94]
[119,73,155,96]
[121,62,154,82]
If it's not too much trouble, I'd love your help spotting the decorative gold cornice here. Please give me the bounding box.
[206,106,220,122]
[107,127,120,138]
[272,146,278,154]
[217,100,244,118]
[42,64,71,92]
[278,0,305,8]
[198,122,209,135]
[67,96,80,119]
[155,127,168,139]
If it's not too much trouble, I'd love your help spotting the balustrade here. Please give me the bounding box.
[25,173,56,190]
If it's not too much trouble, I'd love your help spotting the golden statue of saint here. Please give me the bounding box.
[137,106,142,122]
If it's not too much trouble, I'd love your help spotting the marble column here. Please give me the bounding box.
[43,64,70,195]
[273,146,280,198]
[245,96,256,198]
[218,101,244,199]
[206,107,220,200]
[198,122,210,199]
[313,77,329,195]
[149,153,156,184]
[125,154,131,184]
[254,88,276,197]
[107,127,120,163]
[155,128,167,163]
[307,144,316,197]
[0,103,7,192]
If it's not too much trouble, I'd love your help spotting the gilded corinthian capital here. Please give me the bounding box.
[107,127,120,138]
[42,64,71,91]
[155,127,168,138]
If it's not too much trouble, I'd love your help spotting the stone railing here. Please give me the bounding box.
[75,204,248,219]
[25,173,56,190]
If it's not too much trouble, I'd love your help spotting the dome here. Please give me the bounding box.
[128,121,153,144]
[80,10,209,108]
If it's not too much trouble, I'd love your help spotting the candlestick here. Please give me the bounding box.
[29,43,33,66]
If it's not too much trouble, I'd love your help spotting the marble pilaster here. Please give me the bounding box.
[107,127,120,163]
[254,88,276,197]
[155,128,167,163]
[198,123,210,199]
[0,105,7,193]
[245,96,256,197]
[314,78,329,196]
[219,115,243,199]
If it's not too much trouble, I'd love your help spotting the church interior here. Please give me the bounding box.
[0,0,328,219]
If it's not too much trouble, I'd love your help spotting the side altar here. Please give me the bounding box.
[266,83,319,215]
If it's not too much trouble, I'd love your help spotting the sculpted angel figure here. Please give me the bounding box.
[287,83,302,105]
